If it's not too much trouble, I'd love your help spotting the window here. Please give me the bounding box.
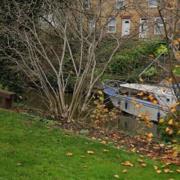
[148,0,158,7]
[89,19,95,32]
[108,17,116,33]
[139,18,148,38]
[83,0,90,9]
[154,17,164,35]
[116,0,124,9]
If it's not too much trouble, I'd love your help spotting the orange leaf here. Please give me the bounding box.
[87,150,95,155]
[156,170,162,174]
[122,169,128,173]
[121,161,134,167]
[141,163,147,167]
[113,174,119,179]
[66,152,73,156]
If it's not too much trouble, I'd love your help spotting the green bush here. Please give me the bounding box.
[107,40,166,80]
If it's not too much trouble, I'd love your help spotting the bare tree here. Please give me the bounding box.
[1,0,131,122]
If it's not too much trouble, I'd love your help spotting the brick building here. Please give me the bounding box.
[84,0,179,39]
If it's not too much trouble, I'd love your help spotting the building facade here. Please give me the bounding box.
[84,0,179,39]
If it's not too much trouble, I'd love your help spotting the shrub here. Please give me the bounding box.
[107,40,166,80]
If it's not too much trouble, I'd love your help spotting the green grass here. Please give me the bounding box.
[0,110,179,180]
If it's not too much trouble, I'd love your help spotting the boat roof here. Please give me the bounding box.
[119,83,175,96]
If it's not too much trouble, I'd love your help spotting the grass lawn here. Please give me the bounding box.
[0,110,179,180]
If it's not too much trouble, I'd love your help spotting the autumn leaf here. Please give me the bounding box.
[103,149,109,152]
[139,77,144,82]
[163,168,170,173]
[121,161,134,167]
[137,158,144,163]
[152,100,158,104]
[159,118,164,124]
[176,169,180,173]
[153,165,158,170]
[122,169,128,173]
[131,148,136,152]
[137,92,144,96]
[170,107,176,113]
[165,127,174,135]
[159,143,165,148]
[146,133,153,142]
[156,170,162,174]
[168,119,174,125]
[113,174,119,179]
[140,163,147,167]
[91,137,96,140]
[66,152,73,156]
[100,140,107,144]
[87,150,95,155]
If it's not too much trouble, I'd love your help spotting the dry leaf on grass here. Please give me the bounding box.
[122,169,128,173]
[121,161,134,167]
[113,174,119,179]
[103,149,109,152]
[87,150,95,154]
[156,170,162,174]
[141,163,147,167]
[66,152,73,156]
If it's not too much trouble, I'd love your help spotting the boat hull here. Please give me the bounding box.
[110,95,167,122]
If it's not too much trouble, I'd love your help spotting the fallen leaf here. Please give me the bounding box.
[80,155,86,158]
[101,140,107,144]
[122,169,128,173]
[176,169,180,173]
[156,170,162,174]
[17,162,22,166]
[141,163,147,167]
[103,149,109,152]
[164,168,170,173]
[131,148,136,152]
[159,143,165,148]
[168,119,174,125]
[121,161,134,167]
[113,174,119,179]
[137,158,144,163]
[87,150,95,155]
[159,118,164,124]
[66,152,73,156]
[154,165,158,170]
[165,127,174,135]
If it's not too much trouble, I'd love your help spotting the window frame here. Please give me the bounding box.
[89,19,95,32]
[83,0,90,9]
[148,0,158,8]
[107,17,116,33]
[139,18,148,38]
[154,17,164,35]
[116,0,124,10]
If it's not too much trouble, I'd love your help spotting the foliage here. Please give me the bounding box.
[155,44,168,56]
[90,91,120,128]
[0,59,26,93]
[158,109,180,143]
[0,0,44,93]
[143,66,158,77]
[173,65,180,76]
[0,110,179,179]
[107,41,165,81]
